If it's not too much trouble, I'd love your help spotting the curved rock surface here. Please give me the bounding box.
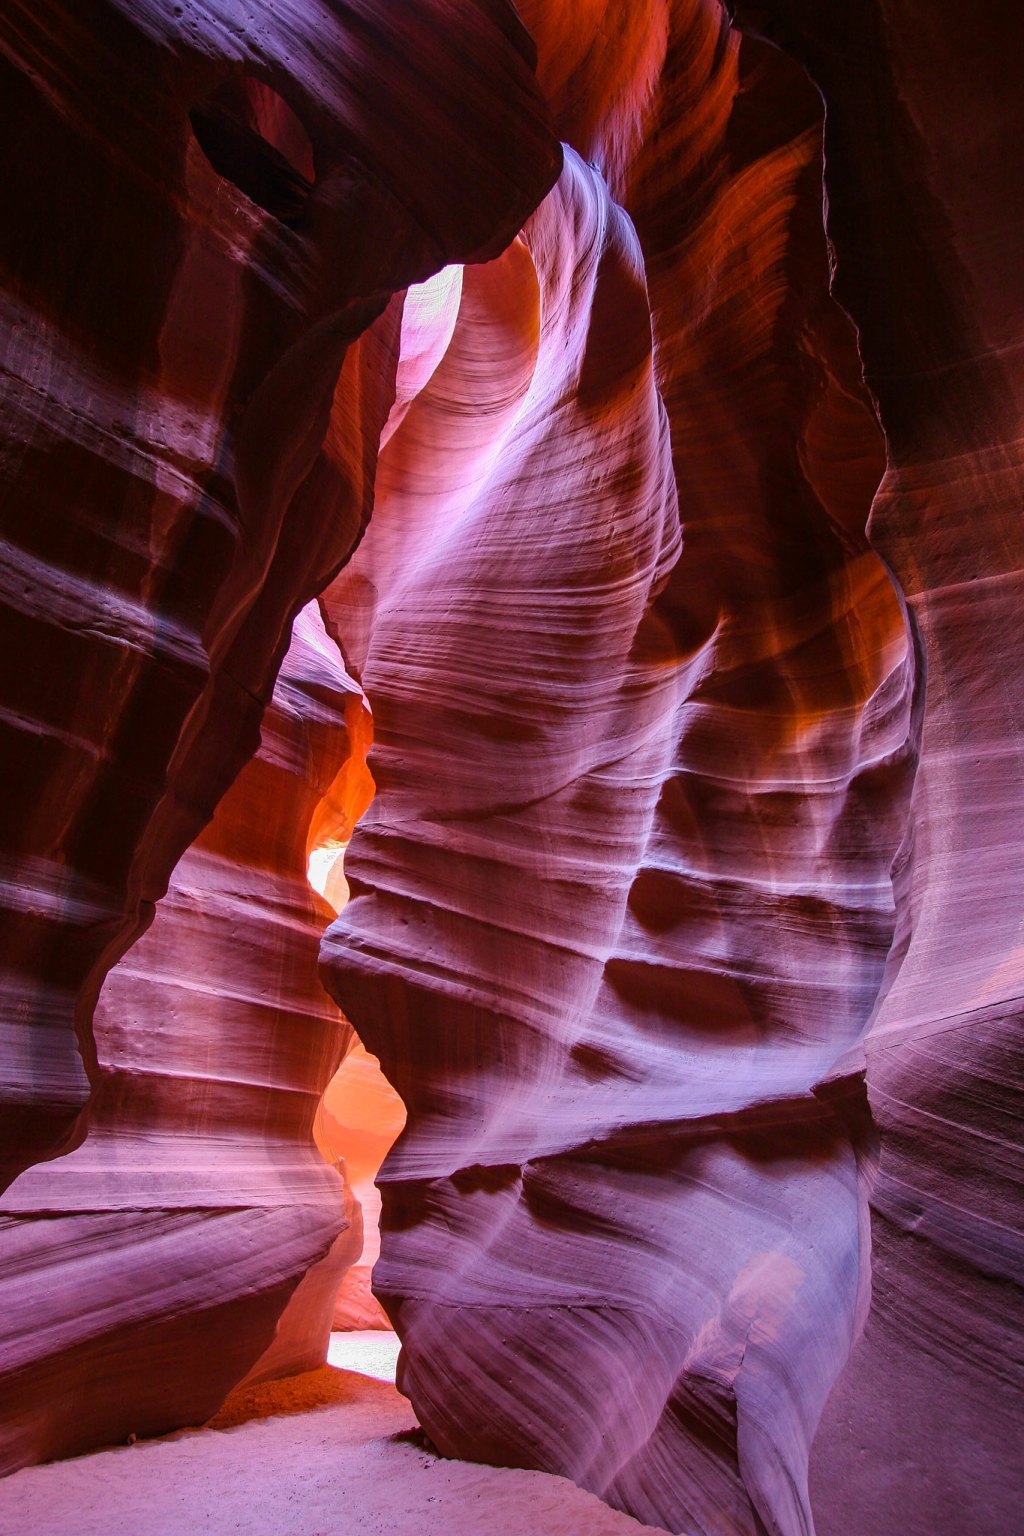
[321,72,915,1527]
[0,0,560,1191]
[0,0,1020,1531]
[0,604,369,1471]
[717,4,1024,1533]
[319,4,1022,1531]
[306,722,406,1333]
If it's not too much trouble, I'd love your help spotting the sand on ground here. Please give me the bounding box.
[0,1332,669,1535]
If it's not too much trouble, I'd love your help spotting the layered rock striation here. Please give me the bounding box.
[320,4,1022,1532]
[0,604,369,1471]
[0,0,1020,1531]
[321,59,915,1524]
[0,0,559,1192]
[718,4,1024,1532]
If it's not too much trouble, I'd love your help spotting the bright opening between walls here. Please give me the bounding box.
[305,260,465,1335]
[305,692,406,1333]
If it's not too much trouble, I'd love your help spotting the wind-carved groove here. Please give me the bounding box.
[0,0,560,1212]
[0,604,371,1471]
[318,16,920,1536]
[720,4,1024,1535]
[307,653,408,1333]
[2,1,1011,1531]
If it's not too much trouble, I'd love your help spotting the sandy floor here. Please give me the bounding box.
[0,1332,668,1535]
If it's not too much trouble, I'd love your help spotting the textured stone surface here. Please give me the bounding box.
[317,4,1021,1532]
[0,605,367,1471]
[317,1039,407,1330]
[0,0,559,1191]
[306,719,406,1334]
[321,93,914,1530]
[718,5,1024,1534]
[0,0,1021,1530]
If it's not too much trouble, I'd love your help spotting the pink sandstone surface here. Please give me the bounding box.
[0,1,1021,1534]
[0,1335,674,1536]
[319,123,914,1533]
[0,0,559,1191]
[0,603,369,1468]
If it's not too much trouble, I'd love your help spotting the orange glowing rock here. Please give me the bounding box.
[0,606,368,1467]
[316,1040,408,1330]
[0,2,1021,1532]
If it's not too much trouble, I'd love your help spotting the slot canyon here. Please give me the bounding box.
[0,2,1020,1534]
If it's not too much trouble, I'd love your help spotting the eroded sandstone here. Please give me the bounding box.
[0,0,559,1192]
[0,2,1020,1532]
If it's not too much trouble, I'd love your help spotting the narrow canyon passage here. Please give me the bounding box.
[0,1333,673,1536]
[0,2,1020,1535]
[320,111,913,1536]
[0,602,384,1462]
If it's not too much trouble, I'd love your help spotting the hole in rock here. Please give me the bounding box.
[380,262,465,450]
[189,77,314,226]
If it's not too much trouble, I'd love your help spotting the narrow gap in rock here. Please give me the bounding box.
[305,693,407,1338]
[299,260,469,1353]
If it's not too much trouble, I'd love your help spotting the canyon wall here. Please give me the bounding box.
[317,1039,407,1330]
[320,119,913,1536]
[719,4,1024,1534]
[0,0,559,1192]
[0,0,1020,1531]
[321,3,1021,1533]
[0,604,368,1470]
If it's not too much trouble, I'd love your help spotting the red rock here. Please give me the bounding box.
[0,605,369,1469]
[320,79,915,1523]
[719,4,1024,1533]
[1,0,1021,1530]
[316,1039,407,1331]
[0,0,560,1192]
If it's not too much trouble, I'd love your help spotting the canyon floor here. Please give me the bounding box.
[0,1333,666,1535]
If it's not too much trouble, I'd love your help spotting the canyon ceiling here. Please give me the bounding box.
[0,2,1021,1535]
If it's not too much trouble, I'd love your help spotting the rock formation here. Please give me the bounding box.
[719,6,1024,1535]
[320,116,914,1533]
[0,0,559,1193]
[316,1039,407,1330]
[0,603,369,1470]
[1,0,1021,1533]
[321,4,1021,1533]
